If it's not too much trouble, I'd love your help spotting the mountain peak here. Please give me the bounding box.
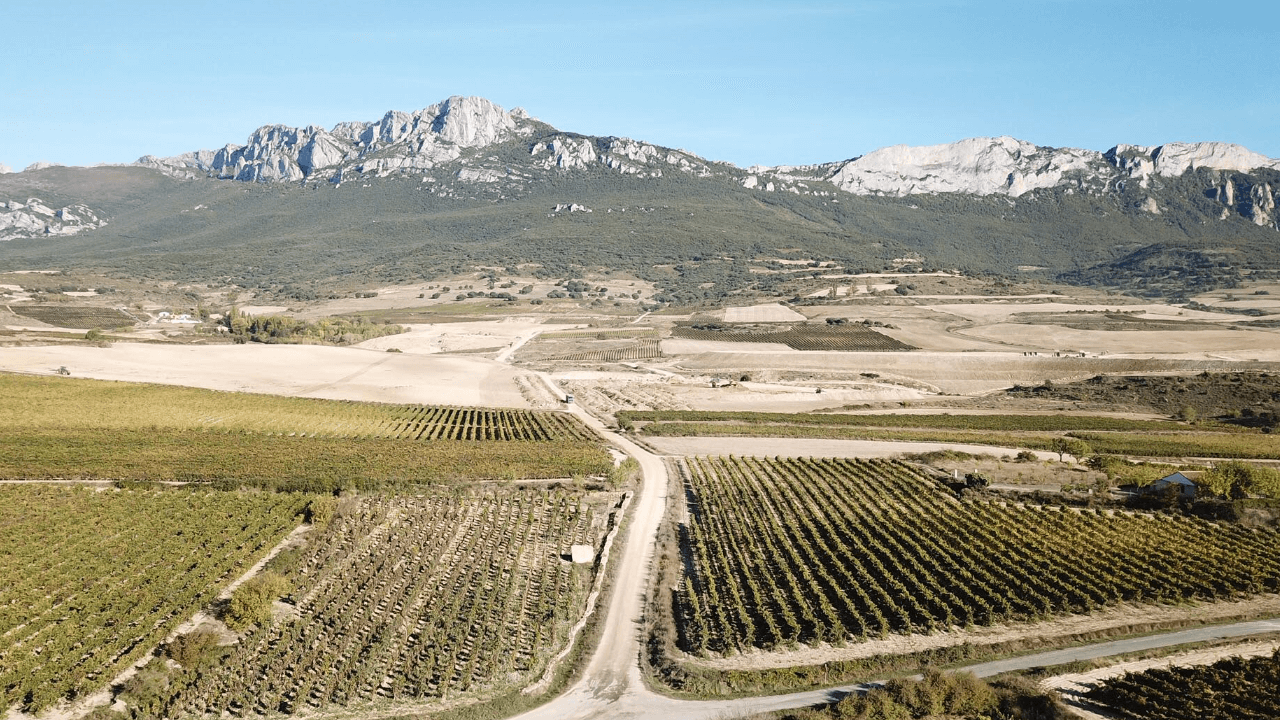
[138,95,536,182]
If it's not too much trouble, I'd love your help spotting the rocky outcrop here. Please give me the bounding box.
[1109,142,1280,181]
[140,96,532,183]
[0,164,11,174]
[825,136,1104,197]
[125,96,1278,230]
[0,198,106,241]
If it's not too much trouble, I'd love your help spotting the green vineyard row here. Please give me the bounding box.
[1086,649,1280,719]
[677,456,1280,654]
[0,486,308,713]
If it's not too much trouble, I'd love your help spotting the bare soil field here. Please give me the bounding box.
[560,373,929,416]
[923,301,1245,324]
[721,304,806,322]
[960,322,1280,354]
[673,351,1280,395]
[0,343,529,407]
[355,319,580,355]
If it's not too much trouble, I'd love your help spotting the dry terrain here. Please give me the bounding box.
[0,343,530,406]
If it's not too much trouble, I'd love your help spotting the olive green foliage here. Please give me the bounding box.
[225,572,290,630]
[776,671,1069,720]
[1051,437,1092,462]
[0,373,612,490]
[839,670,997,719]
[157,492,602,716]
[304,496,337,527]
[608,457,642,488]
[1086,648,1280,720]
[118,659,174,718]
[166,629,224,668]
[0,486,306,712]
[225,310,405,345]
[1085,455,1177,485]
[617,410,1191,433]
[0,428,610,491]
[626,408,1280,460]
[1201,460,1280,499]
[4,157,1279,303]
[677,456,1280,656]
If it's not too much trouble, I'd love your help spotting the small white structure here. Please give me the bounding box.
[570,544,594,564]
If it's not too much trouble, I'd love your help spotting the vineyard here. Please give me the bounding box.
[150,491,611,716]
[621,408,1280,460]
[618,410,1201,433]
[8,304,135,328]
[0,374,611,489]
[0,374,595,441]
[551,338,663,363]
[675,456,1280,654]
[0,485,307,713]
[0,429,611,490]
[672,324,916,351]
[1085,649,1280,719]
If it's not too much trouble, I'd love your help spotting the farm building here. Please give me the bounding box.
[1143,472,1199,499]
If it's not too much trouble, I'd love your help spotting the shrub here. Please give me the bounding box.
[224,572,289,630]
[166,629,223,668]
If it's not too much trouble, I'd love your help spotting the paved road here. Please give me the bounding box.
[514,379,1280,718]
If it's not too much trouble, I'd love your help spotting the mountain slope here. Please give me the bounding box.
[1,96,1278,300]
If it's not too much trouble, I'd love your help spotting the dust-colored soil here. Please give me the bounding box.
[960,323,1280,354]
[0,342,529,407]
[562,373,929,417]
[355,319,578,355]
[674,352,1280,396]
[680,593,1280,672]
[643,436,1058,460]
[721,304,807,323]
[924,302,1246,324]
[1045,638,1280,720]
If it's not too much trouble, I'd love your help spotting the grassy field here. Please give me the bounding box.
[0,485,308,713]
[0,373,611,490]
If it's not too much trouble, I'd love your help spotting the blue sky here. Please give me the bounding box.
[3,0,1277,171]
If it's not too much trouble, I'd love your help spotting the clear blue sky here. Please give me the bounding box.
[3,0,1277,171]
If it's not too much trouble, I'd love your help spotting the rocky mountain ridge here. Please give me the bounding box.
[123,96,1280,230]
[2,96,1278,301]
